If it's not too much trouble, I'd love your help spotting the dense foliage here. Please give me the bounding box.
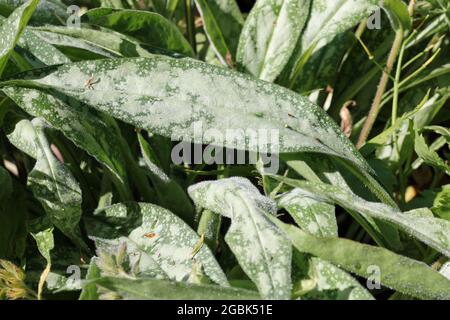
[0,0,449,300]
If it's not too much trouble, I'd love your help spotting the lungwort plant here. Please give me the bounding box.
[0,0,449,300]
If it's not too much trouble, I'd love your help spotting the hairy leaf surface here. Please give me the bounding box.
[237,0,310,82]
[272,217,450,300]
[85,202,228,286]
[188,177,292,300]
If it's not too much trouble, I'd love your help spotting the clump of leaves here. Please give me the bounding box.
[0,260,37,300]
[0,0,449,301]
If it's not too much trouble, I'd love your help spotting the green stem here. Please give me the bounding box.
[356,29,404,149]
[184,0,196,55]
[392,41,407,126]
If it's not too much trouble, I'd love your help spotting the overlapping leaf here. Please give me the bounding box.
[90,276,259,300]
[0,0,39,77]
[272,176,450,257]
[85,202,228,286]
[84,8,194,56]
[3,87,131,192]
[271,217,450,300]
[195,0,244,65]
[278,188,337,237]
[7,118,87,250]
[237,0,310,82]
[188,177,292,300]
[279,0,379,88]
[0,56,380,187]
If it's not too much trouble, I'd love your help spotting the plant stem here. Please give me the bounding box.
[391,41,406,126]
[408,0,416,16]
[356,29,404,149]
[184,0,197,55]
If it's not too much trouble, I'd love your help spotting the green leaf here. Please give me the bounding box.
[151,0,180,18]
[31,26,153,58]
[79,259,101,300]
[16,28,70,66]
[91,276,260,300]
[0,0,40,77]
[294,255,374,300]
[188,177,292,300]
[236,0,310,82]
[0,56,382,195]
[279,0,379,88]
[285,154,402,250]
[0,0,67,26]
[7,118,87,251]
[84,8,194,56]
[2,87,131,193]
[195,0,243,65]
[382,0,412,32]
[0,15,69,67]
[415,132,450,175]
[432,185,450,221]
[85,202,228,286]
[271,217,450,300]
[278,188,337,237]
[30,226,54,300]
[272,176,450,258]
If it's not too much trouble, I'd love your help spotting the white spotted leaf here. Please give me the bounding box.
[91,276,259,300]
[278,188,338,237]
[2,87,131,190]
[272,176,450,258]
[236,0,310,82]
[188,177,292,300]
[271,216,450,300]
[195,0,244,65]
[85,202,229,287]
[7,118,88,251]
[0,0,40,77]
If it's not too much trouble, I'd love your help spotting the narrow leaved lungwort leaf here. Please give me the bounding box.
[84,8,194,57]
[295,256,374,300]
[278,188,337,237]
[188,177,292,300]
[382,0,412,32]
[91,276,260,300]
[30,26,153,58]
[271,217,450,300]
[85,202,228,287]
[0,15,69,67]
[2,86,130,190]
[30,226,54,300]
[1,56,378,183]
[79,259,101,300]
[195,0,243,65]
[32,26,151,57]
[0,0,68,26]
[16,29,70,66]
[272,176,450,258]
[414,132,450,175]
[31,28,118,59]
[7,118,87,251]
[279,0,379,86]
[236,0,310,82]
[0,0,40,77]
